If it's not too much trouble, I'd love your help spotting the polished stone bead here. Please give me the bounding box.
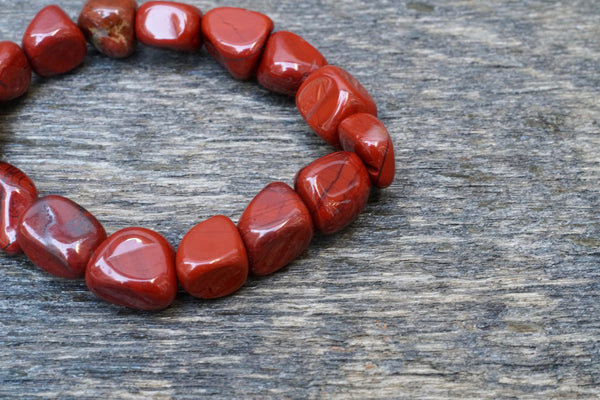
[22,5,87,77]
[78,0,137,58]
[0,162,37,255]
[238,182,313,276]
[295,152,370,234]
[339,113,395,188]
[0,42,32,102]
[86,227,178,310]
[17,195,107,279]
[296,65,377,148]
[201,7,273,80]
[257,31,327,97]
[136,1,202,52]
[176,215,248,299]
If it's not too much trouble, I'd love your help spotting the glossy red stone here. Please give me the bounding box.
[295,152,370,234]
[86,227,178,310]
[296,65,377,148]
[22,5,87,77]
[78,0,138,58]
[176,215,248,299]
[17,195,107,279]
[257,31,327,96]
[339,113,395,188]
[238,182,313,276]
[201,7,273,80]
[0,162,37,255]
[0,42,32,102]
[136,1,202,52]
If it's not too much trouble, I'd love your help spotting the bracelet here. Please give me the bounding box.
[0,1,395,311]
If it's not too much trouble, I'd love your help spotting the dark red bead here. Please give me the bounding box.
[201,7,273,80]
[78,0,138,59]
[176,215,248,299]
[136,1,202,52]
[339,113,395,188]
[17,195,107,279]
[257,31,327,97]
[86,227,178,310]
[22,5,87,77]
[0,42,32,102]
[0,162,37,255]
[238,182,313,276]
[295,152,370,234]
[296,65,377,148]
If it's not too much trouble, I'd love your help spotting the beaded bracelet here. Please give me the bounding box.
[0,1,395,311]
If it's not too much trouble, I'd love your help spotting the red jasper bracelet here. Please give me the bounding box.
[0,1,395,311]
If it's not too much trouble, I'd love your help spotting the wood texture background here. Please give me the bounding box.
[1,0,599,398]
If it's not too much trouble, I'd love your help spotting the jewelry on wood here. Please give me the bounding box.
[0,1,395,310]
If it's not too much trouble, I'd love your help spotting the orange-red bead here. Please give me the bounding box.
[0,42,32,102]
[257,31,327,96]
[17,195,107,279]
[201,7,273,80]
[295,152,371,234]
[339,113,395,188]
[22,5,87,77]
[86,227,178,310]
[78,0,138,58]
[238,182,313,276]
[0,162,38,255]
[136,1,203,52]
[176,215,248,299]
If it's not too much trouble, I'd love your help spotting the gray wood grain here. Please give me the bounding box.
[1,0,599,398]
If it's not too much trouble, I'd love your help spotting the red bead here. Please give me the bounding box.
[86,227,178,310]
[238,182,313,276]
[0,162,37,255]
[257,31,327,97]
[78,0,138,58]
[295,152,370,234]
[0,42,32,102]
[17,195,107,279]
[22,5,87,77]
[201,7,273,80]
[176,215,248,299]
[339,113,395,188]
[135,1,202,52]
[296,65,377,148]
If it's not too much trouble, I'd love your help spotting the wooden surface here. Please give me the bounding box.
[1,0,599,398]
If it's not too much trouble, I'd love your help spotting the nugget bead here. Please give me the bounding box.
[136,1,203,52]
[17,195,107,279]
[176,215,249,299]
[295,152,371,234]
[201,7,273,80]
[257,31,327,96]
[339,113,395,188]
[0,42,31,102]
[0,162,38,255]
[86,227,178,310]
[78,0,138,58]
[238,182,313,276]
[22,5,87,77]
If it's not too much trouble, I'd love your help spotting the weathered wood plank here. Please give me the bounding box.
[1,0,599,398]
